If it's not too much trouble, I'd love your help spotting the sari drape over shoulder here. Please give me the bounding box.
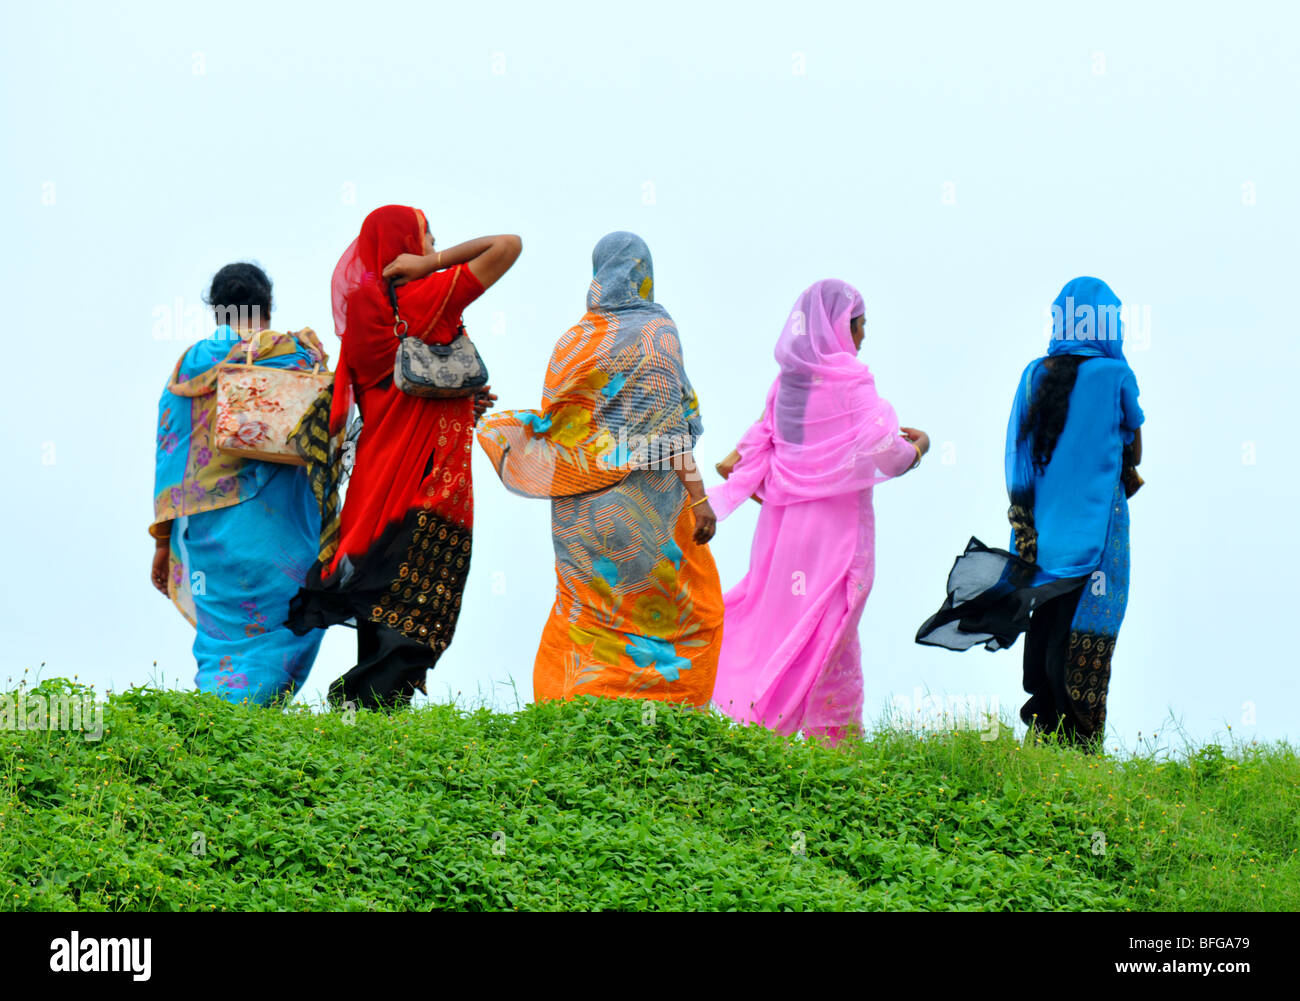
[477,232,723,705]
[707,280,916,742]
[153,326,325,703]
[288,206,486,668]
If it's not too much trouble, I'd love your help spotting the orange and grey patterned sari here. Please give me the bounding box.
[477,232,722,705]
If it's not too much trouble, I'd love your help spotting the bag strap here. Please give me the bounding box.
[388,268,462,342]
[166,339,246,398]
[167,331,325,397]
[244,329,323,372]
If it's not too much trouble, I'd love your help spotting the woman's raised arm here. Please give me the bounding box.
[463,234,522,289]
[383,234,522,290]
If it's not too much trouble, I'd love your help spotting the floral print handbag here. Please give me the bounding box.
[213,337,332,465]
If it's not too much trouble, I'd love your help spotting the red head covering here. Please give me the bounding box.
[316,204,486,581]
[332,206,424,335]
[329,204,466,431]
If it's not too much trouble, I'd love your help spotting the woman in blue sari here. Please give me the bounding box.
[150,263,326,705]
[917,276,1144,749]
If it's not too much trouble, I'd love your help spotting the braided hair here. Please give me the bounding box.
[1019,355,1086,475]
[1007,354,1090,562]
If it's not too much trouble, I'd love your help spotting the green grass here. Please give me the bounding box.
[2,678,1296,911]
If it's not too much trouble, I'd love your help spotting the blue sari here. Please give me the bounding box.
[153,326,325,704]
[917,277,1144,743]
[1006,276,1144,578]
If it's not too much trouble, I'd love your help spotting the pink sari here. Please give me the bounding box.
[708,280,916,743]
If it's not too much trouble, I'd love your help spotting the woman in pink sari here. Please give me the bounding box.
[708,280,929,744]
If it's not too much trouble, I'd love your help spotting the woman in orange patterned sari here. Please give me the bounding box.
[478,232,723,705]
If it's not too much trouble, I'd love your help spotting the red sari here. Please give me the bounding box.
[289,205,486,703]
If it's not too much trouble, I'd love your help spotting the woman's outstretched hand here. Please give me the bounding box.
[691,500,717,545]
[900,426,931,463]
[472,387,498,422]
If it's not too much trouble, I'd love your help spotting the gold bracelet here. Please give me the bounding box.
[909,441,922,470]
[689,495,710,509]
[148,523,171,541]
[436,251,443,269]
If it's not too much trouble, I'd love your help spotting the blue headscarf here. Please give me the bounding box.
[1047,275,1127,362]
[1005,277,1144,578]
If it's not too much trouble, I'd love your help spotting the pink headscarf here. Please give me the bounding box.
[709,279,901,519]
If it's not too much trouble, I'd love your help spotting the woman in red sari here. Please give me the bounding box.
[289,205,520,709]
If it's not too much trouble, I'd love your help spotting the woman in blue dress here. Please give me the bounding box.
[917,276,1144,749]
[150,263,326,705]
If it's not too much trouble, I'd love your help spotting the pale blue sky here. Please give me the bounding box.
[2,1,1296,751]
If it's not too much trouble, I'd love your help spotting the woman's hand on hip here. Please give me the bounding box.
[900,426,931,456]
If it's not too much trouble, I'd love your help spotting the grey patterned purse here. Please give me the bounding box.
[387,273,489,399]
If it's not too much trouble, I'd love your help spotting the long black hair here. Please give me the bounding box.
[1019,355,1087,475]
[1008,354,1088,563]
